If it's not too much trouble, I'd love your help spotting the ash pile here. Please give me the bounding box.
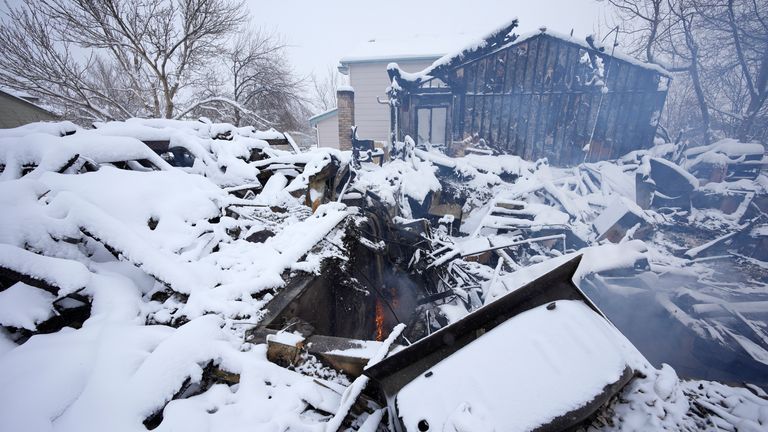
[0,120,767,432]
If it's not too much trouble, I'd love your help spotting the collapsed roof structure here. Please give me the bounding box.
[0,118,767,431]
[386,20,670,166]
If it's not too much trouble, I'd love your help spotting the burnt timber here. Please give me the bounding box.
[387,20,670,166]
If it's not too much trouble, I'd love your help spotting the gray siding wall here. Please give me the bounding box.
[0,92,57,129]
[349,59,435,143]
[316,113,340,149]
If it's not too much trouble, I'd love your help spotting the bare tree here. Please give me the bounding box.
[227,30,308,129]
[0,0,248,121]
[310,65,342,113]
[604,0,768,143]
[187,29,310,130]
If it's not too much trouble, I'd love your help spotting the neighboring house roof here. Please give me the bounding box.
[0,89,58,129]
[339,32,477,65]
[309,108,337,127]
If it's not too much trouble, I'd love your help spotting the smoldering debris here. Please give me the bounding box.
[0,120,767,431]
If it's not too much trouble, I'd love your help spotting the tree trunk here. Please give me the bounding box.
[739,53,768,141]
[681,12,711,144]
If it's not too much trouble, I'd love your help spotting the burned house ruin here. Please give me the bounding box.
[2,17,768,430]
[386,20,671,166]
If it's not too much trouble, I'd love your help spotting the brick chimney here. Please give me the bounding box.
[337,87,355,151]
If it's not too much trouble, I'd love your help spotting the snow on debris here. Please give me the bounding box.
[0,119,357,430]
[0,131,172,180]
[0,120,79,138]
[0,283,56,330]
[91,118,277,187]
[397,300,641,432]
[0,118,766,431]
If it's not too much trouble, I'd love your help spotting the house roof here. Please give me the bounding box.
[400,19,670,84]
[339,32,477,65]
[0,89,58,118]
[308,107,337,127]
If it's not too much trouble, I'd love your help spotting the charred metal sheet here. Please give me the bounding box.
[363,255,636,432]
[364,255,599,394]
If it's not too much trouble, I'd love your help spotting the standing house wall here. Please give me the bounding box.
[397,33,669,166]
[348,59,435,143]
[315,113,340,150]
[0,91,58,129]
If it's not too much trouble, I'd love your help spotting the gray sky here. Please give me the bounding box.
[1,0,612,80]
[244,0,611,79]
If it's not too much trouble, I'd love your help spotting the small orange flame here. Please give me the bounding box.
[390,287,400,309]
[375,298,385,341]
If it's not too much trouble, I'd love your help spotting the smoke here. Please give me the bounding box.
[579,262,768,388]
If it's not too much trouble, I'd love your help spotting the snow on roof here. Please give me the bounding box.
[339,32,479,64]
[0,88,59,117]
[417,22,670,80]
[516,29,671,76]
[0,86,34,100]
[308,108,338,127]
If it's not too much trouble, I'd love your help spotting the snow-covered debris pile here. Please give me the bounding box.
[0,121,766,431]
[89,118,297,188]
[0,128,173,180]
[682,138,766,183]
[343,137,768,429]
[0,119,361,430]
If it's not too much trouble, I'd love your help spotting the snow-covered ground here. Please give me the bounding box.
[0,120,766,431]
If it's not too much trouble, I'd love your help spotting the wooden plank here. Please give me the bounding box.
[498,95,511,150]
[543,37,560,92]
[590,91,612,162]
[508,94,522,154]
[525,94,540,160]
[604,94,621,160]
[536,93,550,160]
[452,94,462,141]
[494,51,506,93]
[562,45,579,91]
[513,43,529,93]
[476,57,489,137]
[609,65,633,152]
[504,45,518,94]
[497,49,511,148]
[534,37,551,92]
[523,37,539,92]
[574,93,596,164]
[539,92,553,161]
[486,55,498,142]
[622,92,643,155]
[560,93,577,165]
[464,94,475,140]
[519,94,533,157]
[494,95,504,146]
[611,92,630,156]
[549,92,567,164]
[529,37,552,160]
[553,41,569,91]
